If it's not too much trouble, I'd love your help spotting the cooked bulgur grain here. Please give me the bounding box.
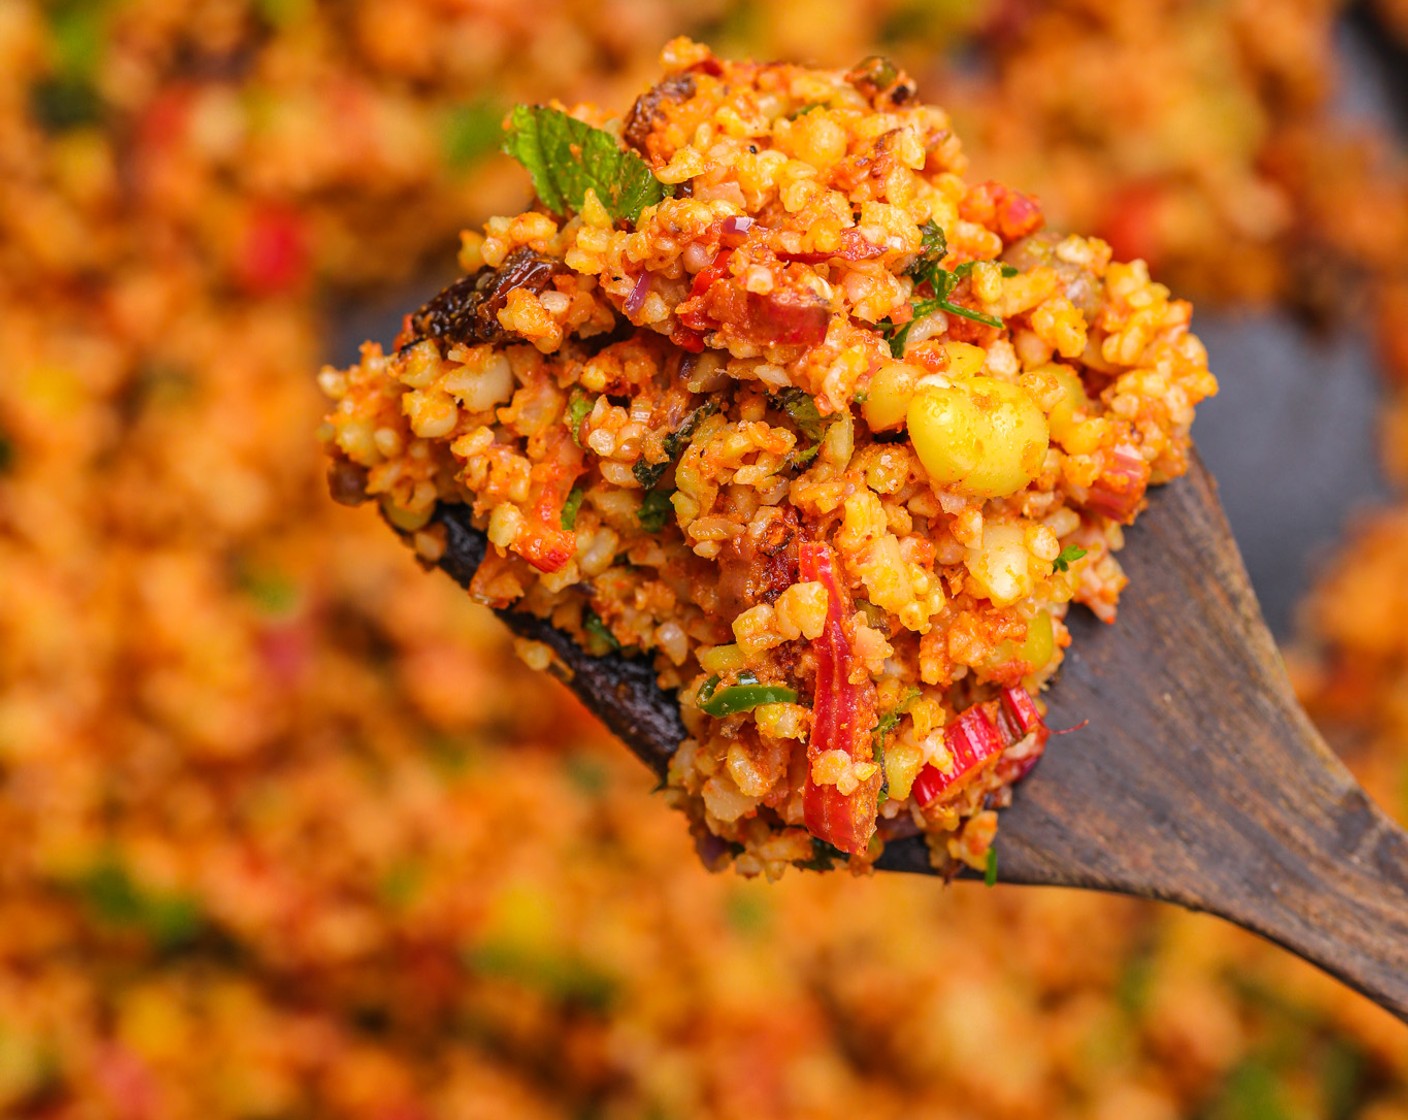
[323,41,1218,876]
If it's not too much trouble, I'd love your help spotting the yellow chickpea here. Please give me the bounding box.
[1045,364,1093,447]
[862,361,920,431]
[942,341,987,379]
[906,385,982,485]
[962,377,1050,498]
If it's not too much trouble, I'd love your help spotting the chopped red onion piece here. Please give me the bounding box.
[719,215,756,246]
[625,272,651,316]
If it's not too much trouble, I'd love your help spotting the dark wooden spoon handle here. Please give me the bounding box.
[984,459,1408,1022]
[420,456,1408,1023]
[434,509,685,776]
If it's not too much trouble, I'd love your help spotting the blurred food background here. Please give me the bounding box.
[2,0,1408,1115]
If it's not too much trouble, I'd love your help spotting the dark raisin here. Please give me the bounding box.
[623,74,696,157]
[409,248,565,348]
[327,459,370,506]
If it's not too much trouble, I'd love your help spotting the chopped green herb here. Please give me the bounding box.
[632,459,666,490]
[852,55,900,92]
[775,388,832,442]
[255,0,312,28]
[723,886,771,935]
[30,2,106,133]
[71,859,204,950]
[853,388,869,403]
[787,102,826,119]
[882,232,1014,356]
[984,847,999,887]
[1052,544,1088,573]
[1207,1057,1295,1120]
[582,609,620,654]
[637,489,674,533]
[560,487,585,531]
[797,836,849,872]
[665,402,716,457]
[872,687,920,806]
[463,940,618,1012]
[633,402,716,489]
[49,0,105,79]
[378,860,426,910]
[442,98,505,170]
[564,390,593,445]
[910,220,948,277]
[783,442,822,472]
[30,77,102,132]
[873,687,921,750]
[502,105,672,224]
[563,751,610,798]
[235,561,300,617]
[696,671,798,717]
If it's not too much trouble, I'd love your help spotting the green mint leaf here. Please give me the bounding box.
[1053,544,1088,573]
[503,105,672,224]
[637,489,674,533]
[442,97,505,170]
[560,487,585,531]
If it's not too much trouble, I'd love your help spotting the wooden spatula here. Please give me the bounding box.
[423,453,1408,1022]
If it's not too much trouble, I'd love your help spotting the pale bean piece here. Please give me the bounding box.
[965,519,1035,607]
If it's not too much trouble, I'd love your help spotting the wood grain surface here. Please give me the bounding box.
[426,456,1408,1022]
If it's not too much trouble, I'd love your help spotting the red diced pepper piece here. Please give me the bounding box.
[996,684,1049,749]
[994,684,1050,783]
[798,541,880,856]
[676,249,734,332]
[959,181,1045,242]
[912,704,1005,807]
[1085,449,1150,523]
[237,203,310,296]
[678,247,831,348]
[775,228,886,264]
[516,428,585,574]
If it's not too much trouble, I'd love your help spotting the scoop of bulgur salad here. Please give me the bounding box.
[320,39,1218,879]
